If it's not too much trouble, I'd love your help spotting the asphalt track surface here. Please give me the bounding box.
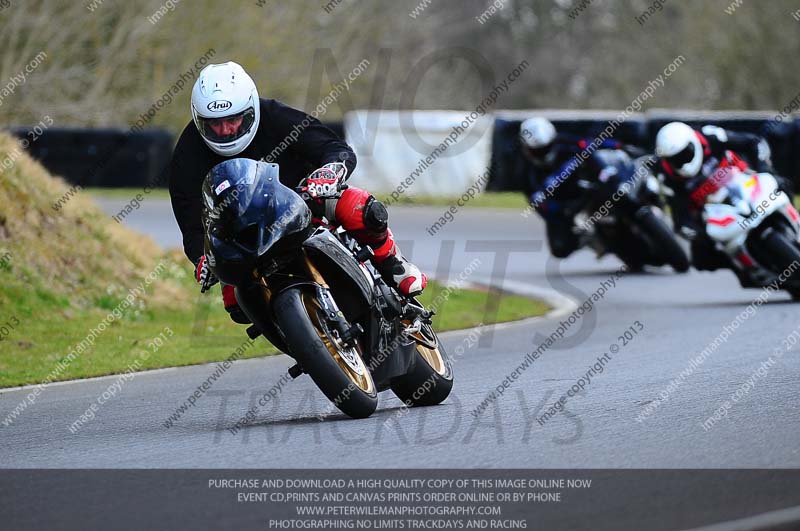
[2,199,800,530]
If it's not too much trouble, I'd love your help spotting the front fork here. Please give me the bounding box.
[303,250,436,376]
[303,252,363,347]
[236,252,362,354]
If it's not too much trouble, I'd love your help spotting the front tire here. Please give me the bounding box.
[390,324,453,407]
[637,208,690,273]
[273,287,377,418]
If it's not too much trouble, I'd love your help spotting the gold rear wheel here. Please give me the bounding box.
[391,321,453,407]
[405,322,448,377]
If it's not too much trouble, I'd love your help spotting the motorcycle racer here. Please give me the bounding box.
[168,61,426,324]
[518,117,642,258]
[655,121,795,276]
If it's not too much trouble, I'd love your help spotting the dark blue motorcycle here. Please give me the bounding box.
[571,150,690,272]
[202,159,452,419]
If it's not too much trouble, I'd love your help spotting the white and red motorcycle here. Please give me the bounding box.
[694,161,800,299]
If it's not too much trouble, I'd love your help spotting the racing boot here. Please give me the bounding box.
[376,253,428,297]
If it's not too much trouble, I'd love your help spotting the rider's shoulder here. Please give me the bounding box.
[261,98,303,116]
[700,124,729,143]
[174,119,205,152]
[259,97,281,111]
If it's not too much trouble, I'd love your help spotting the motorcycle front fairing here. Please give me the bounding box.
[204,161,312,285]
[704,172,792,249]
[202,160,313,354]
[701,170,800,284]
[583,150,646,217]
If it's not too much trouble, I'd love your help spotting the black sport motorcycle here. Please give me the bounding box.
[571,150,690,273]
[202,159,453,419]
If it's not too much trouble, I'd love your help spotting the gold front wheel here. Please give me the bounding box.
[303,292,375,395]
[273,287,377,419]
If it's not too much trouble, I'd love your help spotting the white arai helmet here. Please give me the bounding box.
[191,62,260,156]
[655,121,703,178]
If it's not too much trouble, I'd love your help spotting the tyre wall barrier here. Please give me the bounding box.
[9,122,345,188]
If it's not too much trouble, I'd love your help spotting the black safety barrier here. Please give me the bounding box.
[8,121,345,188]
[8,127,174,188]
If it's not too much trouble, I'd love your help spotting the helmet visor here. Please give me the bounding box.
[665,143,696,170]
[197,107,256,144]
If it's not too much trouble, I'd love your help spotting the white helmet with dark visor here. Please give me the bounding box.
[191,62,260,157]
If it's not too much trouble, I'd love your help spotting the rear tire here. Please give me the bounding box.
[273,287,377,419]
[390,324,453,407]
[637,208,690,273]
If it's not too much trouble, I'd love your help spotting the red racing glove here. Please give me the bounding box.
[195,255,219,293]
[301,163,349,200]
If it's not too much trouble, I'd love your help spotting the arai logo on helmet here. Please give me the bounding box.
[207,100,232,112]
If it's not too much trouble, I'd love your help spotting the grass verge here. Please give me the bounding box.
[379,191,527,209]
[0,275,548,389]
[86,187,170,201]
